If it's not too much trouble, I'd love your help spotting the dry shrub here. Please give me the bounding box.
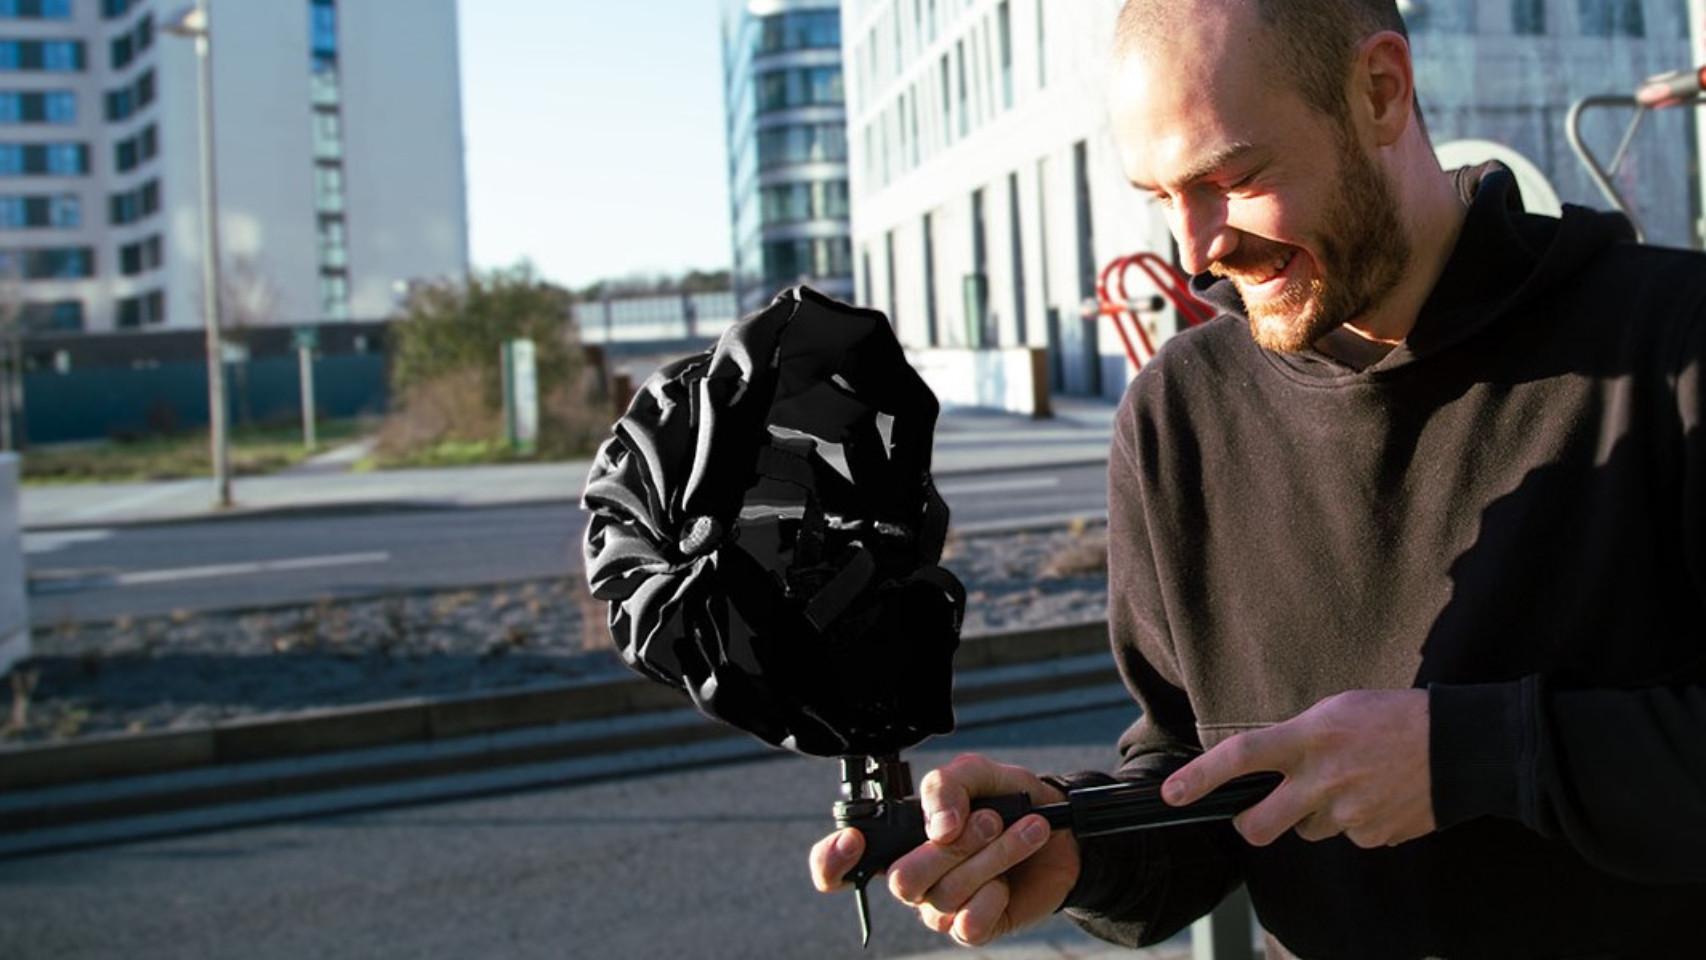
[373,367,502,458]
[540,378,617,460]
[1042,528,1109,579]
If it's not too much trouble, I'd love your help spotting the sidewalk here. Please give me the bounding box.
[21,398,1117,531]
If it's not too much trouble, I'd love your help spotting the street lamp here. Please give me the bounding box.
[163,0,232,508]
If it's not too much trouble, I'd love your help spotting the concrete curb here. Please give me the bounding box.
[0,620,1113,793]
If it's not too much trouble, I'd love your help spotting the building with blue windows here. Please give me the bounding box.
[722,0,854,316]
[0,0,467,334]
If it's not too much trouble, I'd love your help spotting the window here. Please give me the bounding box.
[955,41,968,138]
[1512,0,1546,32]
[114,123,157,172]
[756,123,848,169]
[1,0,72,19]
[0,39,85,71]
[103,0,138,18]
[759,180,849,224]
[319,274,349,319]
[0,245,93,279]
[0,192,77,227]
[0,141,88,175]
[757,10,840,54]
[997,1,1013,110]
[939,53,953,144]
[1007,171,1027,345]
[762,237,851,289]
[119,234,162,275]
[1409,0,1476,31]
[115,289,165,328]
[1578,0,1644,36]
[755,66,843,112]
[18,298,83,333]
[314,165,344,212]
[311,0,338,62]
[108,178,158,225]
[923,211,940,346]
[0,90,75,124]
[1035,0,1046,88]
[105,68,155,121]
[312,109,342,159]
[110,14,154,70]
[318,217,347,268]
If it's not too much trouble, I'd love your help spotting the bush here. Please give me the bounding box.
[376,264,613,464]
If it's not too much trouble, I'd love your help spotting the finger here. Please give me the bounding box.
[924,814,1052,914]
[915,900,956,936]
[888,808,1005,905]
[952,877,1013,947]
[808,828,864,893]
[1165,725,1294,806]
[1232,777,1317,847]
[1293,810,1342,844]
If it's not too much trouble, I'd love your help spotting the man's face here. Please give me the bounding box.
[1110,17,1408,352]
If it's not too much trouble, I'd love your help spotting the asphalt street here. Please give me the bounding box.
[25,462,1109,625]
[0,703,1142,960]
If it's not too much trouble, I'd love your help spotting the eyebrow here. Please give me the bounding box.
[1130,141,1262,195]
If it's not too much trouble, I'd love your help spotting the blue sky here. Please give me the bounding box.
[458,0,733,289]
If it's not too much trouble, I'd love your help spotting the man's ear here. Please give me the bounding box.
[1354,30,1415,147]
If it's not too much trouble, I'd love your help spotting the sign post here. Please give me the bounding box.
[294,325,318,451]
[502,338,539,455]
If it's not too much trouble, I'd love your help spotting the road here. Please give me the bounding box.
[0,704,1154,960]
[25,462,1108,625]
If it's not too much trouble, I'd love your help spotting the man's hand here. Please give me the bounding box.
[808,754,1080,947]
[1162,689,1434,849]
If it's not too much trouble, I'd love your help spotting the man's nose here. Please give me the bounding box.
[1173,198,1237,275]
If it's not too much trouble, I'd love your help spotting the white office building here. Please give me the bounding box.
[0,0,468,334]
[846,0,1702,400]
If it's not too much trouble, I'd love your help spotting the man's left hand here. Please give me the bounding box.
[1162,689,1434,849]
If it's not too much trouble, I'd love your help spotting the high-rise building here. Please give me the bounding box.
[722,0,854,316]
[0,0,467,335]
[847,0,1702,400]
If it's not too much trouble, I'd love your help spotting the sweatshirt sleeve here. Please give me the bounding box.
[1429,289,1706,882]
[1056,386,1249,946]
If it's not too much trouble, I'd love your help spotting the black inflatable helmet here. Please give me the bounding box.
[581,286,966,758]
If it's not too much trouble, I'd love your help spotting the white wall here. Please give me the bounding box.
[339,0,469,317]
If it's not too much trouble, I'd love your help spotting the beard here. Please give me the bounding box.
[1211,134,1410,353]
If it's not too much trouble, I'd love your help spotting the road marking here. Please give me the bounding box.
[113,551,391,587]
[936,476,1060,496]
[23,529,114,554]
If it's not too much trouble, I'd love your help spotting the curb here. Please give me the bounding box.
[0,621,1123,856]
[0,620,1113,794]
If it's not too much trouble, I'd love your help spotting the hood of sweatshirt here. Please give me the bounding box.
[1186,162,1637,380]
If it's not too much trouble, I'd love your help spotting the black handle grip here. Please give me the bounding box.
[1059,771,1283,837]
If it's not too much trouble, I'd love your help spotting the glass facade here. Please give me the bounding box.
[0,89,74,123]
[723,1,853,313]
[309,0,350,319]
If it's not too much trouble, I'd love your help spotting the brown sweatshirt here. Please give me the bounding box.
[1057,167,1706,958]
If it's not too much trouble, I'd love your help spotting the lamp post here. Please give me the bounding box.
[164,0,232,508]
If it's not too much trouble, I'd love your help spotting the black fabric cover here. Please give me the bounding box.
[581,286,966,757]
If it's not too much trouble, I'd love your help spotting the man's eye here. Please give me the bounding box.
[1151,192,1174,208]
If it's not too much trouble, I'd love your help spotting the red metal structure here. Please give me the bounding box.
[1094,251,1214,372]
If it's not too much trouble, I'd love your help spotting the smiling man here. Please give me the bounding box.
[810,0,1706,957]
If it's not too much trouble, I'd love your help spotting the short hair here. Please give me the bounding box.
[1115,0,1409,126]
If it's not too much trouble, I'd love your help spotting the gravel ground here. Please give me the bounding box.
[4,525,1110,744]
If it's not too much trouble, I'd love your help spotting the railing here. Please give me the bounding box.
[1093,252,1214,372]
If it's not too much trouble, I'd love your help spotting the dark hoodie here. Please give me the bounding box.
[1056,167,1706,959]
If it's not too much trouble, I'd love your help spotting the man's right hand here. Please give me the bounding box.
[807,753,1082,947]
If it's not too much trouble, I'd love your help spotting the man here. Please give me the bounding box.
[809,0,1706,957]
